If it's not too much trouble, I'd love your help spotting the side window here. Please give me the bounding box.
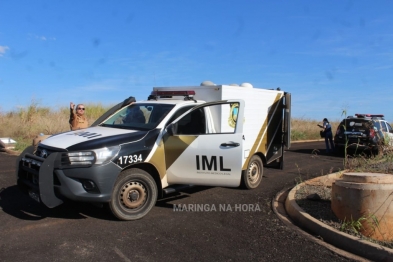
[177,108,206,135]
[380,121,388,132]
[373,121,381,131]
[175,102,239,135]
[165,106,195,127]
[385,122,393,133]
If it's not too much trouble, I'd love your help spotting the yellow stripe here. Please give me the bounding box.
[148,135,197,179]
[164,135,197,169]
[242,93,283,169]
[148,138,167,179]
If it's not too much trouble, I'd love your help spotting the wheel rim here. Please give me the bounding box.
[247,161,260,185]
[120,181,147,209]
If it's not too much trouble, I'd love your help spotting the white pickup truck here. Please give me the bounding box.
[16,81,291,220]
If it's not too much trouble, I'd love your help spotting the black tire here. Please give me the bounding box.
[241,155,263,189]
[371,147,380,157]
[109,168,157,221]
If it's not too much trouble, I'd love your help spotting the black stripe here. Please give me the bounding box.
[66,130,149,151]
[113,129,161,168]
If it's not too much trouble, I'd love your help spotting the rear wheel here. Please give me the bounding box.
[241,155,263,189]
[371,146,380,157]
[109,168,157,221]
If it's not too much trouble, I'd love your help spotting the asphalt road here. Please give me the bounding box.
[0,142,354,262]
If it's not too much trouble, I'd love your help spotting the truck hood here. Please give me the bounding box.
[40,126,148,150]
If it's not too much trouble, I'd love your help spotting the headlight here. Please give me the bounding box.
[92,146,120,165]
[66,151,95,165]
[64,146,120,166]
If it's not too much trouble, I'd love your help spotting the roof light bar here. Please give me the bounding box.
[151,90,196,96]
[355,114,384,117]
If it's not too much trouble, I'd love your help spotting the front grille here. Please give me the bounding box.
[35,146,57,159]
[19,150,63,191]
[19,154,45,191]
[21,154,45,170]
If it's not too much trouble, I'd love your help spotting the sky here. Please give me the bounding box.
[1,0,393,122]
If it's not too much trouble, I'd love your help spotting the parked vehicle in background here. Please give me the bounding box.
[334,114,393,154]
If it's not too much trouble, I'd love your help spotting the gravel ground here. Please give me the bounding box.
[295,184,393,249]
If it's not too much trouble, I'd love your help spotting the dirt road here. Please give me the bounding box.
[0,142,353,261]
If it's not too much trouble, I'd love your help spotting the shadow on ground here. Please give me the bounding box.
[0,185,116,221]
[0,185,214,221]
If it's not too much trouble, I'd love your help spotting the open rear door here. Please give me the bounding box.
[284,92,291,149]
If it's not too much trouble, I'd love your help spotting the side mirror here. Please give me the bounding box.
[166,123,178,136]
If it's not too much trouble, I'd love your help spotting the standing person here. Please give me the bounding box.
[69,102,88,130]
[318,118,335,153]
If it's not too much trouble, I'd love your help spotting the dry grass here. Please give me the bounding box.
[290,117,340,141]
[0,102,111,151]
[1,101,390,152]
[345,150,393,173]
[291,117,393,142]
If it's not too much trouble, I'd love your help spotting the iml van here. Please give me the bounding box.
[16,81,291,220]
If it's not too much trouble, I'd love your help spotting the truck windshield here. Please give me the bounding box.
[100,103,175,130]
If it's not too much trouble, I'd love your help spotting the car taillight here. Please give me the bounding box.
[335,127,341,135]
[369,128,375,139]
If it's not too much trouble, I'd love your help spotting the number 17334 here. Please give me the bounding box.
[118,154,143,165]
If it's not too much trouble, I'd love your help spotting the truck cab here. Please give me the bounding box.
[16,82,291,220]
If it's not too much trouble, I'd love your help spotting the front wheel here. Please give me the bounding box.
[241,155,263,189]
[109,168,157,221]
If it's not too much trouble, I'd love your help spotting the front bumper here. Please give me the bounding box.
[16,147,121,208]
[334,141,376,151]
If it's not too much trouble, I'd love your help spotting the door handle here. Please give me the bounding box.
[221,143,240,147]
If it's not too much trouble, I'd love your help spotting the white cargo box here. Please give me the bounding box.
[153,84,286,159]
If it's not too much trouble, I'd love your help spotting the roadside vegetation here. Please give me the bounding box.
[1,101,343,152]
[295,144,393,250]
[290,117,340,141]
[0,102,109,151]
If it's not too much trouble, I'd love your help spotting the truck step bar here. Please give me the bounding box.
[163,184,195,195]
